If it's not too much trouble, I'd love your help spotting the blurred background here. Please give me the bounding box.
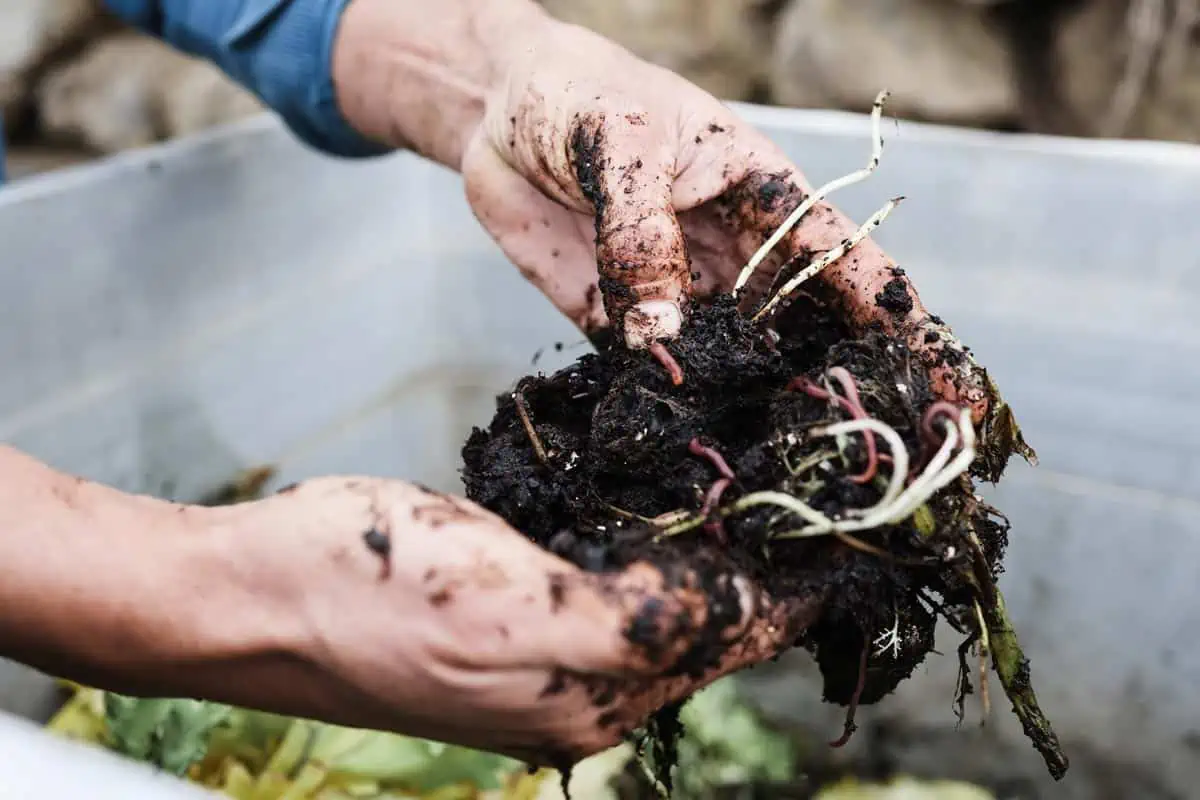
[4,0,1200,180]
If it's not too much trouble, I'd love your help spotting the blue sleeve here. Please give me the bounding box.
[102,0,391,158]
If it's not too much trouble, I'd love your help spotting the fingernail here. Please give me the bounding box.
[623,300,683,349]
[715,574,759,642]
[732,575,759,630]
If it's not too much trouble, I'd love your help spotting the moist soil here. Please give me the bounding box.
[461,293,1016,780]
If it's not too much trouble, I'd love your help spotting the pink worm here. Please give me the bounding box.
[787,371,879,484]
[688,438,736,543]
[909,400,966,480]
[649,342,684,386]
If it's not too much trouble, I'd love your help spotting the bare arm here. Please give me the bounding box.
[0,447,303,697]
[0,447,782,760]
[330,0,551,169]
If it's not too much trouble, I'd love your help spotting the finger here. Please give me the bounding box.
[423,551,760,680]
[462,130,608,336]
[566,112,692,349]
[512,589,828,766]
[674,121,817,303]
[698,129,989,422]
[611,590,825,723]
[769,196,989,422]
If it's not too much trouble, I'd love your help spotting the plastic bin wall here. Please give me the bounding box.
[0,107,1196,799]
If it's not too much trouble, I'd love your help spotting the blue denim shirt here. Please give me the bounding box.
[1,0,389,186]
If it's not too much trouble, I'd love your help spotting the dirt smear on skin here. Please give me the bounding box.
[461,290,1066,787]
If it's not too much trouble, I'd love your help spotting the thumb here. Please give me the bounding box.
[569,114,692,349]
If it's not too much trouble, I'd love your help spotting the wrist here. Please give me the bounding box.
[0,453,308,698]
[331,0,554,169]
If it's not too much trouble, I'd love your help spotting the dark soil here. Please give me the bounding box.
[461,293,1024,780]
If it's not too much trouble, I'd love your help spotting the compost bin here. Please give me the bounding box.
[0,104,1196,799]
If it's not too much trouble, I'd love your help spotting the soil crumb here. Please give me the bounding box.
[461,292,1056,783]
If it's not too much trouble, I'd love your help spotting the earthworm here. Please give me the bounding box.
[827,367,879,484]
[829,638,870,748]
[689,438,736,543]
[700,478,732,544]
[787,372,878,484]
[649,341,684,386]
[688,438,736,481]
[910,400,965,480]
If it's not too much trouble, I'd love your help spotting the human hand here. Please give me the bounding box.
[461,18,988,418]
[209,478,823,766]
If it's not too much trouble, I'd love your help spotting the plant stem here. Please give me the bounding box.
[965,533,1069,780]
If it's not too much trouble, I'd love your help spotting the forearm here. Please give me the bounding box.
[104,0,554,168]
[331,0,553,169]
[0,446,301,696]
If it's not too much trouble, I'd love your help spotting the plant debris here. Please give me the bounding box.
[460,92,1067,790]
[47,683,545,799]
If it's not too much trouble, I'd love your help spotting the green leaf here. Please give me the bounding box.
[664,677,800,797]
[104,695,233,775]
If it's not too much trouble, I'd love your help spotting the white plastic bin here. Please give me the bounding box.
[0,105,1196,799]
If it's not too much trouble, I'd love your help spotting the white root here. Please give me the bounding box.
[733,490,831,529]
[874,609,902,659]
[817,417,910,513]
[854,418,960,529]
[734,408,975,540]
[752,196,904,323]
[732,88,891,296]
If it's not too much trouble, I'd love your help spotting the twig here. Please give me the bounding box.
[974,600,992,723]
[733,89,891,295]
[603,503,658,524]
[513,382,550,466]
[775,525,914,562]
[753,197,904,323]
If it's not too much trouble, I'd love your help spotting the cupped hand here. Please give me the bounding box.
[462,19,988,418]
[234,478,822,766]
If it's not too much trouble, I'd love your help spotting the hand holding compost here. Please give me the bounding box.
[462,30,999,431]
[461,92,1066,789]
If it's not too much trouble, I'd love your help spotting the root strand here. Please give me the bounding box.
[734,90,891,295]
[754,197,904,323]
[513,383,550,466]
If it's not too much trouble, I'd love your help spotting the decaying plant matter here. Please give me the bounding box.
[461,91,1066,790]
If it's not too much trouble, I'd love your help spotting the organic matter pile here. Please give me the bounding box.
[47,681,545,799]
[461,93,1067,790]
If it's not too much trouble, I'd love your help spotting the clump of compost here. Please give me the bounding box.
[461,92,1067,790]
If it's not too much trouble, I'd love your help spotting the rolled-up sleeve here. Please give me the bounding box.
[102,0,391,158]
